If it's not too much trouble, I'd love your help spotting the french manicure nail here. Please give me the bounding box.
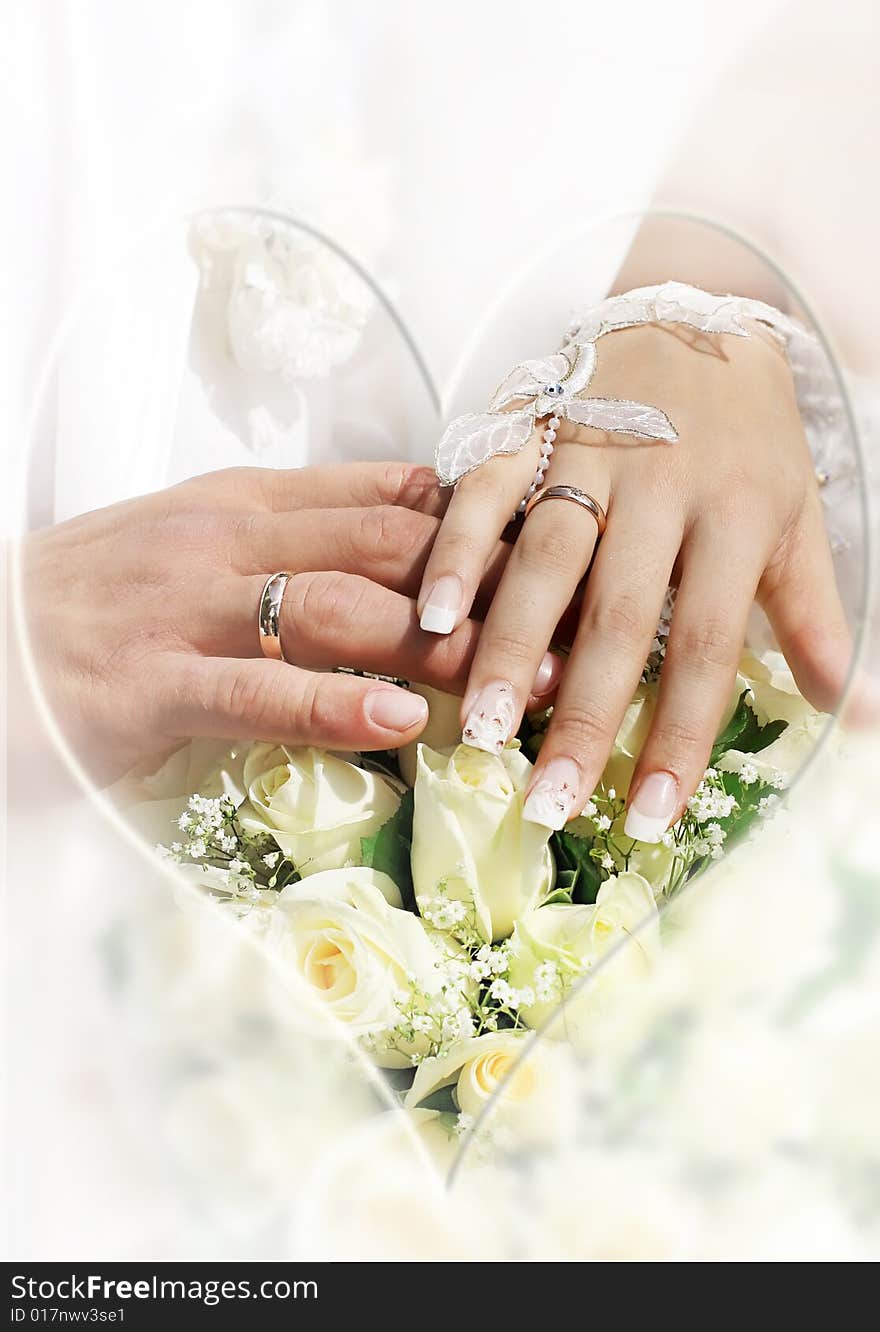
[462,680,516,754]
[420,575,464,635]
[624,771,678,843]
[522,757,581,830]
[531,652,561,696]
[365,689,429,733]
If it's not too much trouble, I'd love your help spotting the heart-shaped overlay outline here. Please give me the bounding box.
[11,205,873,1197]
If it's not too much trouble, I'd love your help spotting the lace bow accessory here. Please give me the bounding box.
[434,281,812,512]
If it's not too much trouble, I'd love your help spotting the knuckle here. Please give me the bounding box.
[676,616,737,670]
[481,626,541,669]
[394,463,441,509]
[226,510,261,555]
[520,525,583,576]
[377,461,413,505]
[290,571,368,643]
[550,699,613,752]
[704,472,768,526]
[584,588,653,649]
[649,717,706,759]
[357,505,396,556]
[358,505,428,563]
[297,673,328,735]
[219,664,274,729]
[440,526,487,564]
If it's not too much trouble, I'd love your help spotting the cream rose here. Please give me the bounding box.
[276,866,447,1068]
[600,669,752,800]
[405,1030,572,1141]
[720,650,823,785]
[412,743,554,943]
[508,872,659,1040]
[738,649,817,728]
[238,745,399,876]
[398,686,463,787]
[601,682,659,798]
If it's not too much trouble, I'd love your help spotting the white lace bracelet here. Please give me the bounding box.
[434,281,819,513]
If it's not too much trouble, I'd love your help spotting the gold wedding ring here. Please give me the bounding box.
[523,484,607,536]
[258,572,292,661]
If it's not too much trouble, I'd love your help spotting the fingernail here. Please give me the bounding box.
[531,652,561,697]
[523,757,581,830]
[462,680,517,754]
[365,689,429,733]
[420,575,464,635]
[624,771,678,843]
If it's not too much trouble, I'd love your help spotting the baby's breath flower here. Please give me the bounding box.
[488,978,515,1007]
[534,959,561,1004]
[595,814,612,832]
[739,762,758,786]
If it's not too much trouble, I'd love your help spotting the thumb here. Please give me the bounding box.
[174,656,430,750]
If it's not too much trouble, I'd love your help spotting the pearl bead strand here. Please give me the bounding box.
[517,416,560,514]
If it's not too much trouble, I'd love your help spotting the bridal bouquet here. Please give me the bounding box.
[151,646,822,1141]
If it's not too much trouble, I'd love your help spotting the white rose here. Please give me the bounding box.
[720,649,823,785]
[412,743,554,942]
[405,1030,573,1143]
[398,686,462,787]
[508,872,659,1041]
[238,745,399,876]
[600,673,749,801]
[738,649,817,728]
[601,682,658,798]
[276,866,446,1068]
[719,714,825,786]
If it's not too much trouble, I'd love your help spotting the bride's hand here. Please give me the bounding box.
[22,462,560,783]
[417,320,865,838]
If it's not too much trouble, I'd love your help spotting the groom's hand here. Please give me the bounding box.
[21,462,561,783]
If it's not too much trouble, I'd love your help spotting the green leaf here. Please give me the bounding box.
[433,1110,461,1137]
[716,773,773,842]
[414,1083,458,1113]
[551,830,606,905]
[541,867,578,906]
[381,1066,416,1095]
[360,789,415,910]
[542,889,573,907]
[710,691,787,766]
